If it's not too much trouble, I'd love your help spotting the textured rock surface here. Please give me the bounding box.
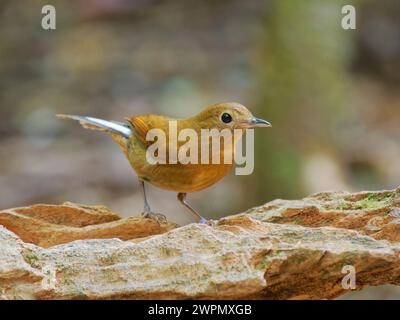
[0,188,399,299]
[0,203,176,248]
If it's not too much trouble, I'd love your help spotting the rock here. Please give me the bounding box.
[0,188,399,299]
[245,188,400,242]
[0,203,176,248]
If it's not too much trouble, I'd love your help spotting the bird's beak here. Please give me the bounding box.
[248,117,272,128]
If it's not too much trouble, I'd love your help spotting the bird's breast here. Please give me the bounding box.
[147,162,234,193]
[125,135,234,192]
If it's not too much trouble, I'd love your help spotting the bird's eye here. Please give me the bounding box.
[221,112,232,124]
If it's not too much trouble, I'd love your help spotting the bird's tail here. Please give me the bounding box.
[57,114,132,138]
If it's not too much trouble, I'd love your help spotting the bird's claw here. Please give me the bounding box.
[198,217,215,226]
[142,211,168,225]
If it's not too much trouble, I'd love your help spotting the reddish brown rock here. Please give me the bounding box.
[0,203,176,248]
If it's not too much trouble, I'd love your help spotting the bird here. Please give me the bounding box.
[58,102,271,224]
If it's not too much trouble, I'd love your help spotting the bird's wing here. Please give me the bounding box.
[128,115,193,165]
[127,115,172,147]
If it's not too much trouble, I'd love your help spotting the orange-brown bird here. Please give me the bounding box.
[58,102,271,224]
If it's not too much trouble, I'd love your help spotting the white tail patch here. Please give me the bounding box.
[57,114,132,138]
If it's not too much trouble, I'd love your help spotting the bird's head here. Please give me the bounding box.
[193,102,271,131]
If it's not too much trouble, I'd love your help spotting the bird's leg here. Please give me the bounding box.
[139,180,167,224]
[140,180,151,213]
[177,193,209,224]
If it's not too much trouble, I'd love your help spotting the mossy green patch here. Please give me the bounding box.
[256,256,270,270]
[23,250,40,268]
[322,192,394,211]
[353,193,393,210]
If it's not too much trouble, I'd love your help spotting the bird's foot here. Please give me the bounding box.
[142,211,168,225]
[198,217,215,226]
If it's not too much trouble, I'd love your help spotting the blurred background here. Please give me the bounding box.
[0,0,399,298]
